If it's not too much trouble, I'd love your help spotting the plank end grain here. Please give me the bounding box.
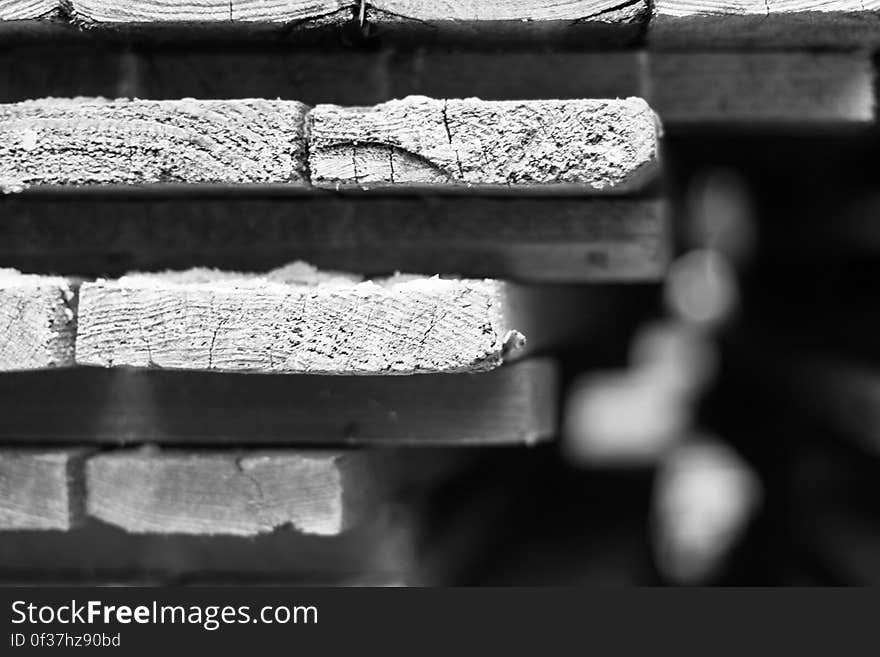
[85,448,380,536]
[366,0,649,47]
[308,96,660,192]
[0,97,309,190]
[75,261,527,375]
[0,0,58,20]
[0,448,89,530]
[68,0,353,24]
[0,268,76,371]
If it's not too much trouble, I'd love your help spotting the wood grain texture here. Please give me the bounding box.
[650,0,880,48]
[0,193,669,283]
[647,52,874,125]
[0,98,309,191]
[75,262,527,374]
[69,0,351,23]
[86,449,381,536]
[0,359,558,444]
[308,96,659,192]
[0,269,76,371]
[367,0,648,46]
[0,0,56,19]
[0,448,88,530]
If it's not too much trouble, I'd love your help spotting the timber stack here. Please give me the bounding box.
[0,0,873,585]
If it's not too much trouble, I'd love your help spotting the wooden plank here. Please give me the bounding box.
[0,7,356,45]
[0,359,558,444]
[1,1,646,45]
[308,96,660,192]
[75,263,528,375]
[0,448,88,530]
[647,52,874,126]
[650,0,880,49]
[0,269,76,371]
[86,449,384,536]
[0,193,669,283]
[69,0,352,23]
[0,0,56,19]
[0,98,309,191]
[366,0,648,46]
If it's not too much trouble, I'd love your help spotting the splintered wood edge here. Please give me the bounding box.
[85,449,393,537]
[73,266,529,375]
[0,448,91,530]
[0,269,78,371]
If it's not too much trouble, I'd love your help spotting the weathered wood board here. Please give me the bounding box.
[366,0,649,46]
[69,0,352,23]
[0,98,309,191]
[650,0,880,49]
[308,96,660,192]
[75,262,528,374]
[0,0,57,19]
[86,449,382,536]
[1,96,659,191]
[0,193,670,283]
[0,268,76,371]
[0,1,646,45]
[647,52,875,125]
[0,448,89,530]
[0,359,558,444]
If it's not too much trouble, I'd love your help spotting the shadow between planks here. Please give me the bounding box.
[0,359,558,445]
[0,191,668,283]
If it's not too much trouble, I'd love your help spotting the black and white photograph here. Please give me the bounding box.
[0,3,879,648]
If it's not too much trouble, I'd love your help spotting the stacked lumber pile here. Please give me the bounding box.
[2,1,877,586]
[0,1,668,584]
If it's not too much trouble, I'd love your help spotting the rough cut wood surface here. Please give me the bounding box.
[0,0,56,19]
[0,268,76,371]
[0,195,669,283]
[86,449,381,536]
[69,0,352,23]
[647,52,875,125]
[372,0,640,20]
[0,98,309,191]
[309,96,659,192]
[650,0,880,48]
[75,261,527,374]
[0,359,558,444]
[367,0,648,45]
[0,449,88,530]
